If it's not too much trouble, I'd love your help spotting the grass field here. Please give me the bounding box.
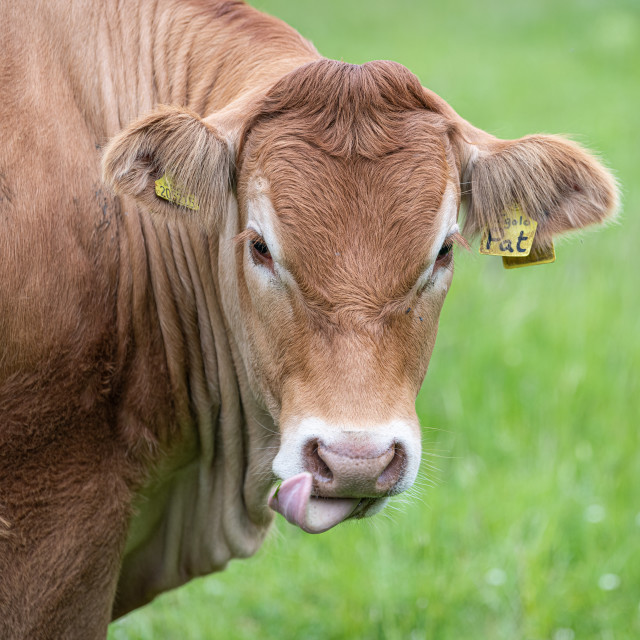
[109,1,640,638]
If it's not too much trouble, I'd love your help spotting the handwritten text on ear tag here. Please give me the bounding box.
[155,174,200,211]
[479,208,536,257]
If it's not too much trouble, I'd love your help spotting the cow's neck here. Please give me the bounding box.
[113,200,281,614]
[57,0,318,140]
[81,0,319,612]
[28,0,318,613]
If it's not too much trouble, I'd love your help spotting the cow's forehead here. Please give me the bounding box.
[265,134,452,245]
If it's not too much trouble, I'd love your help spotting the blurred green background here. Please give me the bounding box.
[109,0,639,638]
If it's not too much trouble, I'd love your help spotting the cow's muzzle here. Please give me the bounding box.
[269,419,421,533]
[304,438,406,497]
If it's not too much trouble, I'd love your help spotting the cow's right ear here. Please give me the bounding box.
[102,105,234,226]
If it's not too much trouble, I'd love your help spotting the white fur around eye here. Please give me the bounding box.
[412,183,458,293]
[245,177,299,290]
[246,178,283,263]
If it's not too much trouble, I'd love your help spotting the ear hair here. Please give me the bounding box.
[461,134,619,247]
[424,87,620,247]
[102,105,233,226]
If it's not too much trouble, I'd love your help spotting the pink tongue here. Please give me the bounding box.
[268,472,359,534]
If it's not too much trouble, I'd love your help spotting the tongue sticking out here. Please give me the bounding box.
[268,472,359,534]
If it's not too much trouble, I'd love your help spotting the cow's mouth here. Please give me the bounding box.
[267,472,386,533]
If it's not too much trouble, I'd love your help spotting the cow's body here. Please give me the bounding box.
[0,1,617,638]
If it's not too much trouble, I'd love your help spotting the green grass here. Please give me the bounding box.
[109,0,640,638]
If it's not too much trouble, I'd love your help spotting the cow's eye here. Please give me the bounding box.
[250,237,273,268]
[252,238,270,256]
[436,239,453,264]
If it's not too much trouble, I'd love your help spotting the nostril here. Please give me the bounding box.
[303,439,333,483]
[377,442,406,492]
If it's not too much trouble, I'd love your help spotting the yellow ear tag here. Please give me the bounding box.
[480,207,537,257]
[479,208,555,268]
[155,174,200,211]
[502,242,556,269]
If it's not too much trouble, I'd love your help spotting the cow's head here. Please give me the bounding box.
[103,60,617,533]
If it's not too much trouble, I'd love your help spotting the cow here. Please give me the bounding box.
[0,0,618,638]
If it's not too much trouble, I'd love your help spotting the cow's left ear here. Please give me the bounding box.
[422,88,619,246]
[102,105,236,225]
[457,129,619,247]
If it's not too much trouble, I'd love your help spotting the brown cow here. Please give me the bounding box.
[0,0,617,637]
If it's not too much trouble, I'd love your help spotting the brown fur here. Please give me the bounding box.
[238,60,459,323]
[460,133,619,247]
[1,0,618,637]
[103,105,233,226]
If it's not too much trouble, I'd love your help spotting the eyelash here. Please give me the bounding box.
[437,240,453,261]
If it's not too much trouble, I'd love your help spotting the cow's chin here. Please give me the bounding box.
[267,472,388,533]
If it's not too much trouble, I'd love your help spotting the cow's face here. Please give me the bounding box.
[102,60,617,533]
[227,114,461,530]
